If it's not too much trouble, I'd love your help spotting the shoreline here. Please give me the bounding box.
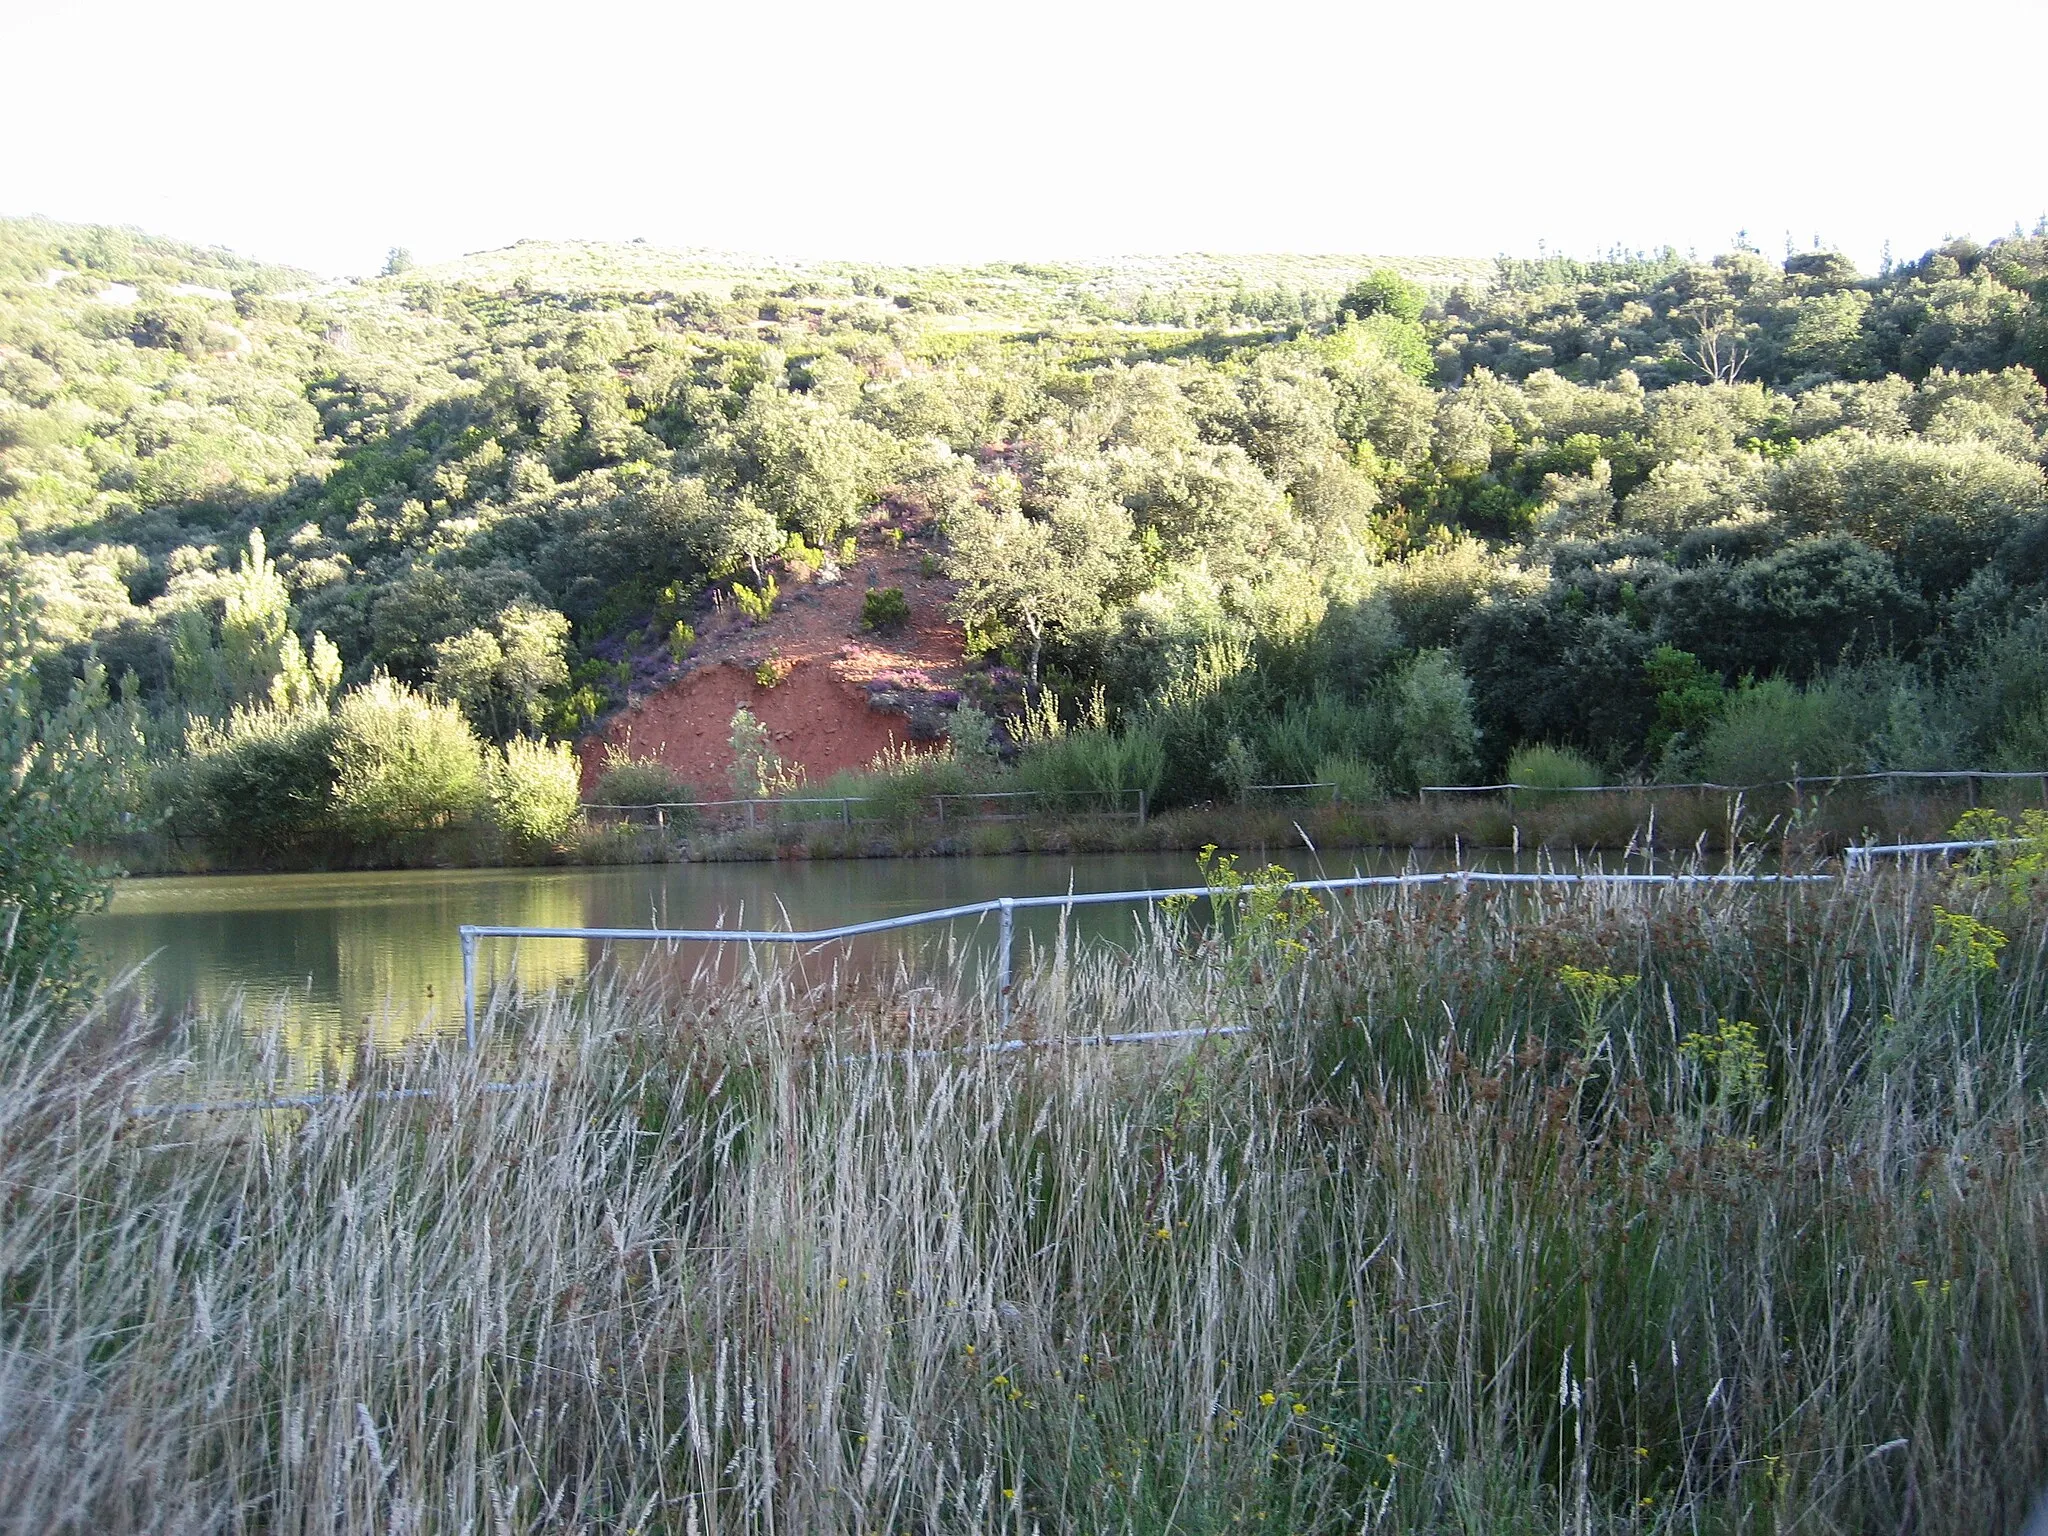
[102,782,2012,879]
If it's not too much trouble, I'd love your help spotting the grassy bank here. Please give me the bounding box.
[3,853,2043,1530]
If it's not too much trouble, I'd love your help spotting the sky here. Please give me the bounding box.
[4,0,2045,279]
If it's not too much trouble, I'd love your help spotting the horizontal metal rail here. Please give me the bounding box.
[1842,838,2007,867]
[459,868,1838,1048]
[1421,769,2048,797]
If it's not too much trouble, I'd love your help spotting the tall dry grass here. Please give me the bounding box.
[1,865,2044,1532]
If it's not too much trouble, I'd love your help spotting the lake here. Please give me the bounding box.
[87,845,1656,1096]
[88,851,1405,1093]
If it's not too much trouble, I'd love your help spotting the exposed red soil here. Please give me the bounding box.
[580,517,966,797]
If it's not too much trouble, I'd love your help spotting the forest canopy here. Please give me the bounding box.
[5,214,2048,825]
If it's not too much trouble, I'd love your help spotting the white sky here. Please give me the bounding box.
[4,0,2044,279]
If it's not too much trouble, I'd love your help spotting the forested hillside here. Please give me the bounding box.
[5,214,2048,859]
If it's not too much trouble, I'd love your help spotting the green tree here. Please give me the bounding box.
[328,676,486,850]
[0,589,143,998]
[487,736,581,853]
[945,497,1127,687]
[1341,270,1428,322]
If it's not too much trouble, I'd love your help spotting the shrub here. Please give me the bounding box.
[179,704,337,863]
[732,576,777,622]
[327,676,486,850]
[1506,743,1603,791]
[1316,753,1385,804]
[668,622,696,664]
[1389,649,1480,789]
[589,744,688,807]
[945,703,999,759]
[730,707,799,799]
[835,744,978,825]
[1014,721,1166,811]
[862,587,911,633]
[0,644,144,997]
[1689,677,1865,787]
[487,737,582,854]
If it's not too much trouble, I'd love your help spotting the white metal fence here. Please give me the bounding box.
[456,868,1870,1048]
[127,838,2010,1118]
[1419,769,2048,801]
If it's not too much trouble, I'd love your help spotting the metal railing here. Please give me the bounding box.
[130,838,2008,1119]
[1420,769,2048,802]
[582,788,1150,829]
[1841,837,2006,868]
[1240,782,1341,805]
[459,867,1846,1049]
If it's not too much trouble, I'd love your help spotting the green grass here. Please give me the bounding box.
[2,859,2044,1529]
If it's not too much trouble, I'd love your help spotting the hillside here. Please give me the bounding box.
[401,240,1498,330]
[580,499,967,797]
[4,212,2048,865]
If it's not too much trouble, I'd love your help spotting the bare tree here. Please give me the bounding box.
[1683,308,1750,385]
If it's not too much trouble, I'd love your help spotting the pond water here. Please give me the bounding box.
[86,844,1677,1096]
[89,851,1459,1093]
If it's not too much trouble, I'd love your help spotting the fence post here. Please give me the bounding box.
[461,929,477,1051]
[998,897,1015,1031]
[747,800,758,829]
[1137,789,1147,827]
[937,795,946,827]
[841,797,851,827]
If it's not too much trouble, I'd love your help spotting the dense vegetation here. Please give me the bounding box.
[2,844,2042,1529]
[5,216,2048,871]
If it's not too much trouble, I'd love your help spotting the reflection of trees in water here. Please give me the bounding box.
[93,852,1257,1094]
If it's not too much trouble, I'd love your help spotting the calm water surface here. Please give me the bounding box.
[89,846,1648,1094]
[90,852,1446,1091]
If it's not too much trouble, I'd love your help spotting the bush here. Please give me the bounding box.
[862,587,911,633]
[732,576,777,622]
[179,704,337,863]
[0,643,144,997]
[730,707,800,799]
[488,737,582,854]
[1506,743,1603,790]
[814,746,979,826]
[1388,649,1480,789]
[589,744,689,807]
[327,676,486,850]
[1014,722,1166,810]
[1315,753,1384,804]
[945,703,999,759]
[1689,677,1865,786]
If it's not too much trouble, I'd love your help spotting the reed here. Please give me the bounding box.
[1,862,2042,1531]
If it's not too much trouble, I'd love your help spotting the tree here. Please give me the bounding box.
[0,588,143,999]
[495,602,571,732]
[328,675,486,848]
[383,247,414,277]
[170,529,342,715]
[946,496,1129,687]
[218,527,292,703]
[1341,270,1427,323]
[431,602,570,740]
[1682,307,1751,385]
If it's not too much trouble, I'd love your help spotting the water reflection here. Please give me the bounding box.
[87,847,1624,1095]
[90,855,1235,1091]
